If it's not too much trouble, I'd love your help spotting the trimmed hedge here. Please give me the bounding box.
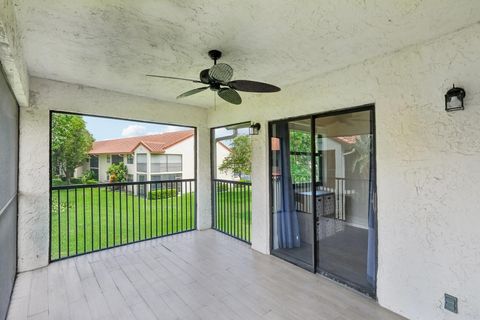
[52,177,93,186]
[147,188,177,199]
[52,178,67,186]
[70,178,82,184]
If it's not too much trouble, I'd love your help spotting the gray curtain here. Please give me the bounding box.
[276,122,301,249]
[366,136,376,287]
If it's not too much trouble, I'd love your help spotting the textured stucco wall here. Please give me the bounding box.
[0,0,29,107]
[208,23,480,320]
[97,154,109,182]
[18,77,210,271]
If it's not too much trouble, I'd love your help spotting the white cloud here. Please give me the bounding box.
[122,124,186,138]
[146,131,162,136]
[145,125,183,135]
[121,125,147,137]
[162,125,181,133]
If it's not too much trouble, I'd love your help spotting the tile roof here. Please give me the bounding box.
[89,130,194,155]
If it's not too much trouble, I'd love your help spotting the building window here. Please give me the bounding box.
[91,169,99,180]
[137,174,147,196]
[168,155,182,172]
[151,154,182,173]
[89,155,99,168]
[127,174,134,182]
[107,155,111,163]
[151,173,182,181]
[112,154,123,164]
[136,153,147,172]
[127,154,134,164]
[89,156,99,180]
[150,173,182,190]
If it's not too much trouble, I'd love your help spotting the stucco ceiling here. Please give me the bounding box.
[14,0,480,108]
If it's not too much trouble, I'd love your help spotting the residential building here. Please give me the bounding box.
[76,130,234,184]
[76,130,196,183]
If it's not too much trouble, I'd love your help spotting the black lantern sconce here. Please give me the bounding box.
[249,122,261,135]
[445,84,465,112]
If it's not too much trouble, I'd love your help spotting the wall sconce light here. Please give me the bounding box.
[249,122,261,135]
[445,84,465,112]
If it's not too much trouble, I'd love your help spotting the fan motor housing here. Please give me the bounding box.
[200,69,210,84]
[210,83,221,91]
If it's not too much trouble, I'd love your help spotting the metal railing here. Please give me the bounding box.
[212,179,252,243]
[50,179,196,261]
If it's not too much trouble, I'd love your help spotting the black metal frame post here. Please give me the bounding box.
[210,122,253,244]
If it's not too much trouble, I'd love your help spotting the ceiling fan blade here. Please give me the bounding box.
[227,80,280,93]
[146,74,202,83]
[218,88,242,105]
[208,63,234,82]
[176,87,209,99]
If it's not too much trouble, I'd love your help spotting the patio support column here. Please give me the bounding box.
[196,126,212,230]
[250,121,270,254]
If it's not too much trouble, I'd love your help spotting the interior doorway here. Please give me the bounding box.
[269,105,377,296]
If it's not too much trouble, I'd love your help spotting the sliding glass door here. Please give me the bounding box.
[270,119,314,270]
[270,106,376,296]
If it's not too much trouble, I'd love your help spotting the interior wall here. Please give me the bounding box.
[0,67,18,320]
[18,77,211,272]
[208,23,480,320]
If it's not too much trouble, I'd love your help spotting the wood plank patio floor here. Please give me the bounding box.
[7,230,405,320]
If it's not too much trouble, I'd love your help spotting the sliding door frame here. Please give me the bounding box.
[268,115,315,272]
[268,103,377,297]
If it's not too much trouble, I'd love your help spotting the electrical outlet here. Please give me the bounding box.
[444,294,458,313]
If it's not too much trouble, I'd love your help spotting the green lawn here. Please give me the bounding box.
[213,186,252,243]
[50,187,195,260]
[50,185,252,260]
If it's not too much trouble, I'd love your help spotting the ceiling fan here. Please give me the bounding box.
[146,50,281,105]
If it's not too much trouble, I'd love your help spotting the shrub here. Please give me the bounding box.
[85,179,97,185]
[148,188,177,199]
[69,178,82,184]
[107,163,128,182]
[81,170,97,183]
[52,178,66,186]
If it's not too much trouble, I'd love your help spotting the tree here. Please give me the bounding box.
[219,135,252,178]
[351,134,372,178]
[107,163,128,183]
[289,130,311,182]
[51,114,94,182]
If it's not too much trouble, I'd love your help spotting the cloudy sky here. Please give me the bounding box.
[83,115,188,141]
